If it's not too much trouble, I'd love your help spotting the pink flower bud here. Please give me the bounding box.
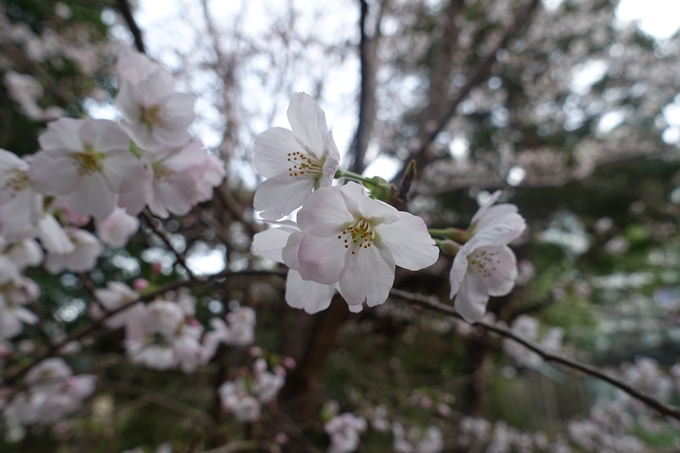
[275,432,288,444]
[152,260,163,274]
[282,356,297,370]
[249,346,262,357]
[133,278,149,291]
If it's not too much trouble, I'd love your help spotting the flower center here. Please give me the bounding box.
[152,161,174,184]
[467,248,501,278]
[140,104,166,128]
[338,218,376,255]
[72,146,104,175]
[3,168,31,195]
[287,151,324,180]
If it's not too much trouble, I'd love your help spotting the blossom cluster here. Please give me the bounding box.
[3,358,95,425]
[218,358,285,422]
[0,51,225,346]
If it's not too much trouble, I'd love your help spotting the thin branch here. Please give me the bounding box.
[389,288,680,422]
[394,0,541,182]
[142,209,195,279]
[115,0,146,53]
[1,269,286,386]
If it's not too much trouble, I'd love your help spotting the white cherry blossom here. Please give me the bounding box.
[95,205,140,248]
[253,92,341,220]
[116,61,195,150]
[0,278,39,340]
[0,149,42,241]
[93,281,140,329]
[290,182,439,311]
[28,118,145,219]
[44,228,103,274]
[449,191,526,322]
[325,413,367,453]
[252,222,337,314]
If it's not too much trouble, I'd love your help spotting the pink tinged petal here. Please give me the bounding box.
[115,80,142,122]
[118,166,152,215]
[116,50,161,86]
[28,149,81,195]
[339,182,399,225]
[63,173,116,219]
[482,246,518,297]
[253,174,315,221]
[378,211,439,271]
[140,68,175,105]
[338,244,395,308]
[254,127,305,178]
[85,120,130,154]
[37,118,83,152]
[96,206,140,248]
[287,92,328,157]
[320,131,341,184]
[285,270,335,314]
[454,271,491,323]
[449,250,470,299]
[39,214,75,254]
[101,150,145,193]
[281,231,304,270]
[252,226,298,263]
[297,235,345,285]
[296,186,352,236]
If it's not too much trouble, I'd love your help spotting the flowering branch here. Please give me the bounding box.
[389,288,680,422]
[1,268,286,387]
[141,209,195,279]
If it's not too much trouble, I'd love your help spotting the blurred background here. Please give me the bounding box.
[3,0,680,451]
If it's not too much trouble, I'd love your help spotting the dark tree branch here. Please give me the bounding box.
[389,288,680,422]
[350,0,385,174]
[116,0,146,53]
[394,0,541,183]
[142,209,195,279]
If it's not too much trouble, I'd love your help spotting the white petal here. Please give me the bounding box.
[482,246,518,297]
[64,173,115,219]
[281,231,304,270]
[321,131,341,182]
[253,174,315,220]
[297,186,352,236]
[297,235,345,285]
[252,226,298,263]
[254,127,305,178]
[39,214,75,254]
[287,92,328,157]
[448,250,470,298]
[285,270,335,314]
[339,182,399,225]
[28,149,81,195]
[378,211,439,271]
[337,244,394,308]
[470,190,503,225]
[102,150,145,193]
[95,206,140,248]
[454,271,491,323]
[37,118,83,152]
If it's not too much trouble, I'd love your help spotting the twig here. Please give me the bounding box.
[142,209,195,279]
[115,0,146,53]
[389,288,680,422]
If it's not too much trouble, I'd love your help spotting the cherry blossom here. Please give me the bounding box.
[325,413,367,453]
[0,149,42,241]
[253,222,337,314]
[95,205,140,248]
[253,92,341,220]
[291,182,439,311]
[4,358,96,424]
[0,278,39,340]
[28,118,145,219]
[93,281,140,329]
[44,228,103,274]
[116,58,195,150]
[449,191,526,322]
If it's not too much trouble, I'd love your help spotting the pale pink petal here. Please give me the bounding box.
[287,92,328,157]
[80,119,130,153]
[470,190,503,224]
[254,127,305,178]
[253,174,315,221]
[285,270,335,314]
[378,211,439,271]
[96,206,140,248]
[337,245,395,308]
[339,182,399,225]
[37,118,82,152]
[320,131,341,184]
[296,186,352,236]
[28,149,81,195]
[297,235,345,285]
[281,231,304,270]
[252,226,298,263]
[483,245,517,297]
[39,214,75,254]
[63,173,115,219]
[101,150,145,193]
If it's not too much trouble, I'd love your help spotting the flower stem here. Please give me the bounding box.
[334,168,376,185]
